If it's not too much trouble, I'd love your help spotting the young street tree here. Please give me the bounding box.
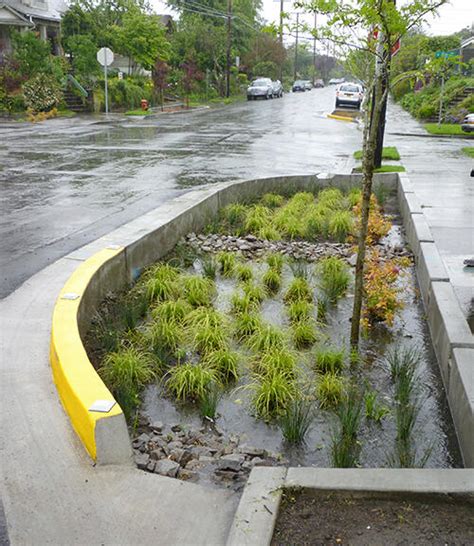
[297,0,448,350]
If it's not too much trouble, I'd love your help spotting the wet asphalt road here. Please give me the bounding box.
[0,87,360,297]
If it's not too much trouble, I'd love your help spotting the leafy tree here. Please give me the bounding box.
[297,0,449,350]
[66,34,101,83]
[11,31,53,79]
[181,56,203,107]
[113,8,171,72]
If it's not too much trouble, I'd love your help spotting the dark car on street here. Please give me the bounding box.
[292,80,306,92]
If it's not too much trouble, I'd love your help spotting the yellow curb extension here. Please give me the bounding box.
[50,247,124,461]
[327,113,356,122]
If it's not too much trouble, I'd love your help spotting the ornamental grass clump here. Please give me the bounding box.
[258,225,282,241]
[221,203,247,232]
[317,188,345,210]
[217,251,237,277]
[166,363,218,401]
[192,324,227,356]
[204,348,239,382]
[288,300,313,323]
[100,347,158,417]
[289,259,308,279]
[316,372,347,409]
[185,307,224,330]
[244,205,271,234]
[262,267,281,293]
[201,255,218,279]
[242,281,266,304]
[328,210,354,242]
[248,323,286,353]
[257,348,296,377]
[236,263,253,282]
[280,398,313,444]
[364,390,390,423]
[331,394,362,467]
[234,312,262,341]
[315,346,345,374]
[146,318,183,356]
[284,278,313,303]
[261,193,285,208]
[287,192,315,212]
[183,275,215,307]
[152,299,190,324]
[316,256,351,303]
[251,369,295,418]
[304,209,327,240]
[146,263,180,302]
[266,253,284,272]
[200,382,222,419]
[292,320,317,349]
[231,292,258,315]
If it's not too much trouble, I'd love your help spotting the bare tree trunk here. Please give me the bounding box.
[160,88,164,112]
[350,72,387,350]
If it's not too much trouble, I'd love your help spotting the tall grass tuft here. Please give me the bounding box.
[201,255,218,279]
[204,348,239,382]
[331,394,362,467]
[266,253,284,272]
[236,263,253,282]
[217,251,237,277]
[289,259,308,279]
[284,278,313,303]
[364,389,390,423]
[292,320,317,349]
[288,300,313,323]
[315,346,345,374]
[280,398,313,444]
[222,203,247,232]
[316,256,351,303]
[242,281,266,304]
[183,275,215,307]
[152,299,190,324]
[231,293,258,315]
[261,193,285,208]
[146,319,183,356]
[316,373,347,409]
[251,369,295,418]
[257,348,296,377]
[262,267,282,293]
[328,211,353,242]
[192,324,228,356]
[245,205,271,233]
[248,323,286,353]
[317,188,344,210]
[166,363,217,401]
[200,382,222,420]
[234,312,262,341]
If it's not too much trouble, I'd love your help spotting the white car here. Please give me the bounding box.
[247,78,273,100]
[335,83,364,110]
[461,113,474,133]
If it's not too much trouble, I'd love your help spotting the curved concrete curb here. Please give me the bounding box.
[327,113,356,122]
[50,247,131,464]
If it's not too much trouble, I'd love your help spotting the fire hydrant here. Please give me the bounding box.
[140,99,149,111]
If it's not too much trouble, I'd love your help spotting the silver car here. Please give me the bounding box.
[247,78,273,100]
[461,113,474,133]
[271,80,283,98]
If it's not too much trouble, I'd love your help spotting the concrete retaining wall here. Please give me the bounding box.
[51,172,473,466]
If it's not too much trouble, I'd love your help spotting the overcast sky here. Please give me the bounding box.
[152,0,473,39]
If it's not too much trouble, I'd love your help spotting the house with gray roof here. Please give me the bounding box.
[0,0,66,56]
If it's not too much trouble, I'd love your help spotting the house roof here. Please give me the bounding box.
[3,0,67,23]
[461,36,474,50]
[0,2,34,26]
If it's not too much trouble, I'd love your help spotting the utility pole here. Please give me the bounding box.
[225,0,232,98]
[279,0,284,80]
[294,12,299,81]
[312,13,317,84]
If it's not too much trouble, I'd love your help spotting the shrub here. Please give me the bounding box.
[316,256,351,303]
[284,278,313,303]
[167,363,217,401]
[23,73,62,112]
[353,194,391,244]
[280,398,313,444]
[316,373,347,409]
[262,268,281,293]
[315,346,345,374]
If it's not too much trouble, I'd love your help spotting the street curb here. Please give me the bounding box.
[50,246,132,464]
[327,113,356,122]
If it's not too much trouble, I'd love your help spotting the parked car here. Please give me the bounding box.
[335,82,364,109]
[329,77,345,85]
[303,80,313,91]
[292,80,306,92]
[247,78,273,100]
[461,113,474,132]
[271,80,283,98]
[314,79,325,88]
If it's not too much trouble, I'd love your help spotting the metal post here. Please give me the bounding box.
[438,73,445,125]
[294,13,299,81]
[226,0,232,99]
[104,49,109,115]
[279,0,284,80]
[312,13,317,84]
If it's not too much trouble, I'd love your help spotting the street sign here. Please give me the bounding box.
[97,47,114,115]
[391,38,401,57]
[435,49,458,59]
[97,47,114,67]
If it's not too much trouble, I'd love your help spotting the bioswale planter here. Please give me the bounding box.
[50,173,474,468]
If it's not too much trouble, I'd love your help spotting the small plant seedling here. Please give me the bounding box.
[364,390,390,423]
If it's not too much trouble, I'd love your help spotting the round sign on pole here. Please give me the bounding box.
[97,47,114,67]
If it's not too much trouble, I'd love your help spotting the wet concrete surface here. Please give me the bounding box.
[0,88,359,298]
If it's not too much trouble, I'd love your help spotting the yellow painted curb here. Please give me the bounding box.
[327,113,356,122]
[50,247,124,461]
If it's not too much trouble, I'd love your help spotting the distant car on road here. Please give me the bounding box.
[335,82,364,110]
[271,80,283,98]
[247,78,273,100]
[329,78,345,85]
[314,79,325,88]
[292,80,306,92]
[461,113,474,132]
[303,80,313,91]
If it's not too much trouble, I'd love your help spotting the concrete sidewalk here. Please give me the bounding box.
[0,257,237,545]
[386,102,474,324]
